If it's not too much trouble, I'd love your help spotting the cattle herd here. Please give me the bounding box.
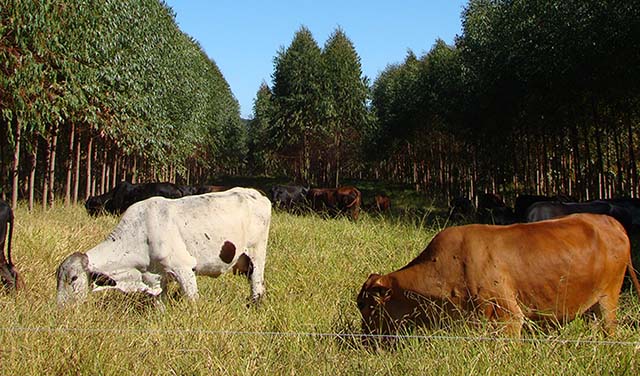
[2,182,640,342]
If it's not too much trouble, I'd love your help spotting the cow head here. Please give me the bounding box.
[356,273,420,338]
[56,252,116,306]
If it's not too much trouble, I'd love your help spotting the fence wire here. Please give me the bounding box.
[2,326,640,347]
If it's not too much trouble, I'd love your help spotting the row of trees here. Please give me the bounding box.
[3,0,639,208]
[250,0,640,203]
[248,27,371,187]
[0,0,244,209]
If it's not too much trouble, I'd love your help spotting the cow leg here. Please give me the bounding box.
[246,240,267,304]
[594,294,619,336]
[167,267,199,301]
[248,255,265,304]
[482,296,524,337]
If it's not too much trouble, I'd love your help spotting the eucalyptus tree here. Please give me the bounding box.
[0,0,242,206]
[321,28,369,187]
[459,0,640,199]
[247,83,276,176]
[271,26,324,183]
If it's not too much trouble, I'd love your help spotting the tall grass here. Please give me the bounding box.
[1,204,639,375]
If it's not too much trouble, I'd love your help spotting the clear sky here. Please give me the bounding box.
[164,0,468,119]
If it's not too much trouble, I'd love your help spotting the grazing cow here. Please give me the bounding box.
[449,196,475,221]
[525,200,633,233]
[269,185,309,211]
[373,193,391,213]
[476,193,515,225]
[57,187,271,306]
[307,186,362,220]
[1,199,22,292]
[514,194,573,222]
[194,185,231,195]
[357,214,640,338]
[177,185,199,196]
[605,198,640,233]
[85,181,185,216]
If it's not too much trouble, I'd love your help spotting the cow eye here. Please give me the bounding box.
[71,275,78,282]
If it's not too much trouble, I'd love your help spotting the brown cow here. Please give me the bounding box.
[357,214,640,338]
[307,186,361,220]
[374,193,391,213]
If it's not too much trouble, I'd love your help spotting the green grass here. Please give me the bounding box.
[1,203,640,375]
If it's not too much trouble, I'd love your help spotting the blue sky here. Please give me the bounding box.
[164,1,468,118]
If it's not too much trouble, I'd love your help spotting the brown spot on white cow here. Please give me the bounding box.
[219,241,236,264]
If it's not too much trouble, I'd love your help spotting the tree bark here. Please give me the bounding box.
[85,136,93,200]
[48,124,59,208]
[65,122,75,206]
[28,137,37,211]
[10,118,21,209]
[73,131,81,204]
[42,131,51,210]
[627,116,637,198]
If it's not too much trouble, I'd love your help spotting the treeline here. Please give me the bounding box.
[247,26,370,187]
[250,0,640,203]
[4,0,639,209]
[0,0,244,209]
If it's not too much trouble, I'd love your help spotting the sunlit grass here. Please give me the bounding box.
[1,203,639,374]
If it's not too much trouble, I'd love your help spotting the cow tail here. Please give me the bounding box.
[628,255,640,298]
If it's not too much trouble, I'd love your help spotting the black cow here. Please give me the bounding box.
[194,185,231,195]
[1,199,21,292]
[476,193,516,225]
[85,181,184,216]
[514,194,574,222]
[449,196,475,221]
[269,185,309,212]
[526,200,633,233]
[177,185,199,196]
[604,198,640,232]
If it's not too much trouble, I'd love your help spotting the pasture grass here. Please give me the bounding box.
[1,203,639,375]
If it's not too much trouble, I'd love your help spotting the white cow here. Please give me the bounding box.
[56,187,271,306]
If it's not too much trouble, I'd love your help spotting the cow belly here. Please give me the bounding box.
[509,265,624,322]
[194,261,233,277]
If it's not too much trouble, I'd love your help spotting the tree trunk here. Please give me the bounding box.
[132,156,138,183]
[64,122,76,206]
[65,122,75,206]
[48,124,59,208]
[28,137,37,211]
[42,131,51,210]
[100,147,107,194]
[11,119,22,208]
[10,118,21,209]
[73,131,81,204]
[85,136,93,200]
[628,119,637,197]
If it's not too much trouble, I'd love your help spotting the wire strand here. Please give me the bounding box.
[2,326,639,347]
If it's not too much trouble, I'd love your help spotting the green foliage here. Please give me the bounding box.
[263,26,371,185]
[0,0,243,194]
[368,0,640,200]
[247,82,277,175]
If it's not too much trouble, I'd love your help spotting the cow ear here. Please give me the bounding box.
[90,272,116,287]
[370,275,393,304]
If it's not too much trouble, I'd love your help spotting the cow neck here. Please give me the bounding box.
[85,238,135,273]
[390,252,462,300]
